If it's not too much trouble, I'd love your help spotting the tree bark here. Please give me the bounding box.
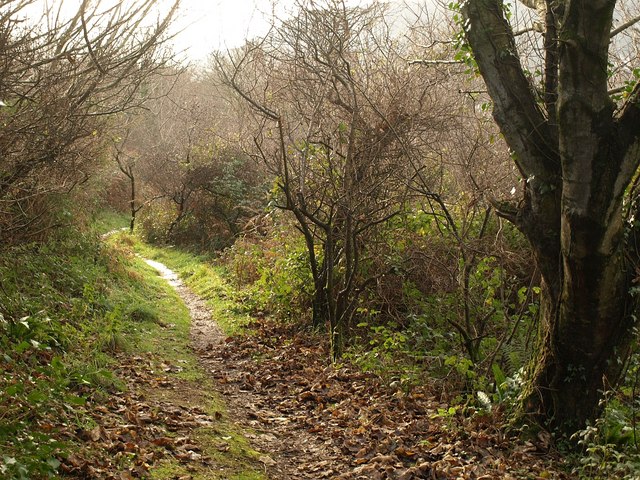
[463,0,640,435]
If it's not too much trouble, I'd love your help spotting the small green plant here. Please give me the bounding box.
[350,322,408,371]
[571,396,640,479]
[0,227,172,478]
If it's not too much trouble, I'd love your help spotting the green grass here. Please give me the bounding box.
[0,222,265,479]
[0,231,134,478]
[125,237,254,336]
[90,208,130,234]
[107,233,265,479]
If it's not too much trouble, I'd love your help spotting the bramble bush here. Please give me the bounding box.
[220,221,314,323]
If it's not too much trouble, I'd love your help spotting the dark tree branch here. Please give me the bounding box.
[462,0,558,181]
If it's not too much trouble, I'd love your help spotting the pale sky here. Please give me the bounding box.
[20,0,297,64]
[168,0,423,63]
[21,0,423,65]
[167,0,293,63]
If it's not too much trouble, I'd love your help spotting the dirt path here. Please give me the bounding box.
[142,256,573,480]
[143,258,345,479]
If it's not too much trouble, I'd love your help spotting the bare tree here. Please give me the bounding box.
[0,0,179,245]
[120,70,265,247]
[217,0,450,359]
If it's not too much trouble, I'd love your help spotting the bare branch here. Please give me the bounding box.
[611,13,640,38]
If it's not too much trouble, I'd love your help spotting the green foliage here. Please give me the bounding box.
[350,321,406,367]
[610,68,640,102]
[0,225,191,478]
[448,1,478,76]
[445,354,475,379]
[348,206,540,414]
[0,234,103,476]
[220,226,314,322]
[571,399,640,479]
[562,350,640,478]
[254,242,313,320]
[89,209,130,234]
[344,319,426,392]
[139,199,178,243]
[405,255,538,370]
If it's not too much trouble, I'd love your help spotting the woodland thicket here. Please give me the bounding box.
[2,0,640,478]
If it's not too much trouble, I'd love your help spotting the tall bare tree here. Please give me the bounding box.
[218,0,450,358]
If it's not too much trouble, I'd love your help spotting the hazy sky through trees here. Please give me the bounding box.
[19,0,289,62]
[166,0,292,62]
[22,0,433,64]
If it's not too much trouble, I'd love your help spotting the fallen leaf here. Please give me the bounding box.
[259,455,277,466]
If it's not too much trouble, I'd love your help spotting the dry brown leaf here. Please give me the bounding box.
[259,455,277,466]
[89,426,102,442]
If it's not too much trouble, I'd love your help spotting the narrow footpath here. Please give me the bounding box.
[143,258,347,479]
[141,252,570,480]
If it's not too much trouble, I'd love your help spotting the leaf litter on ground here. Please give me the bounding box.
[195,315,572,479]
[57,350,228,479]
[47,246,571,479]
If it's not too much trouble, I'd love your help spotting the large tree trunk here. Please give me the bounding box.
[522,216,635,433]
[462,0,640,435]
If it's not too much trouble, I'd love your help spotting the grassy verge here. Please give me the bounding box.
[109,234,265,479]
[127,239,254,336]
[89,207,130,234]
[0,215,264,479]
[0,229,123,478]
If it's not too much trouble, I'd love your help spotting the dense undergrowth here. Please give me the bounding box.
[0,226,125,477]
[208,219,640,479]
[3,202,640,478]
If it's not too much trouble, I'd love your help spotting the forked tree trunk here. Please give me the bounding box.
[522,209,635,433]
[462,0,640,435]
[312,254,330,330]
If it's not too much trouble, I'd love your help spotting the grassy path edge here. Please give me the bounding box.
[109,232,266,480]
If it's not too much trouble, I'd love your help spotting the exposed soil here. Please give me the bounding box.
[147,259,572,480]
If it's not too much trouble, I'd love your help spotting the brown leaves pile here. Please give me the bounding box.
[58,355,219,479]
[52,315,568,479]
[201,318,570,480]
